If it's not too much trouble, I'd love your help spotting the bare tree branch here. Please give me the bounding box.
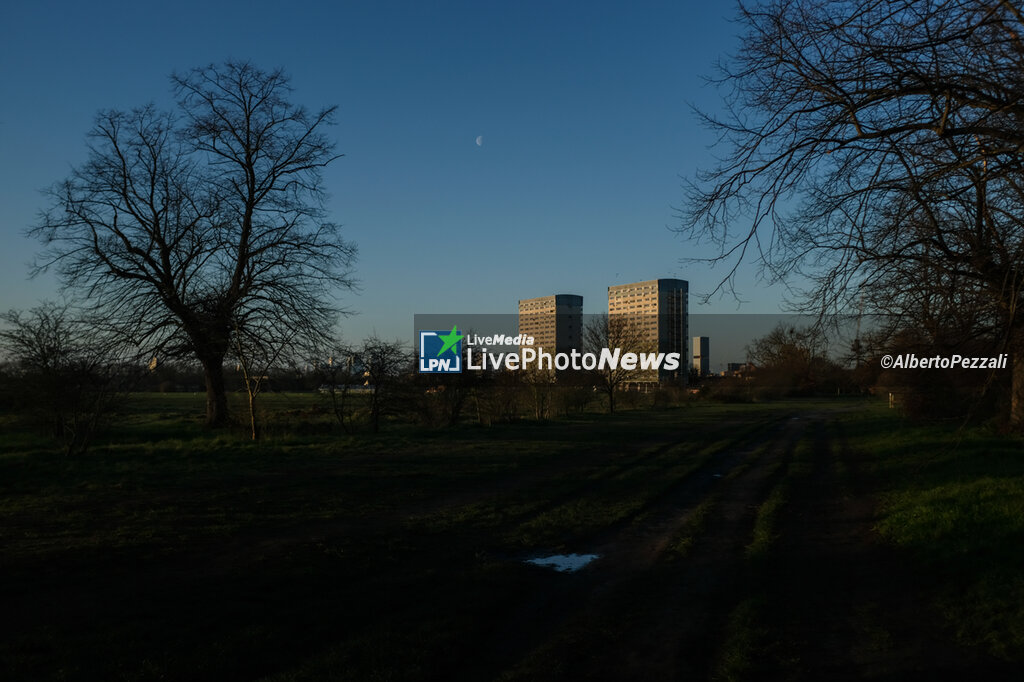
[680,0,1024,423]
[31,62,357,426]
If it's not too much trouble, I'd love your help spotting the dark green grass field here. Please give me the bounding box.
[1,394,1021,680]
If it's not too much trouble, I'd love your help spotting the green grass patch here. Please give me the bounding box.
[839,404,1024,661]
[712,597,771,682]
[666,496,717,560]
[745,479,788,560]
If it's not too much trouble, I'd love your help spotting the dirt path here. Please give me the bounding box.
[465,408,1018,681]
[460,411,809,681]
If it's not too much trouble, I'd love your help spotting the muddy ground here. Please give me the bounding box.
[2,403,1018,680]
[457,409,1017,681]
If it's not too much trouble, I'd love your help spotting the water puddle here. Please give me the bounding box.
[525,553,600,573]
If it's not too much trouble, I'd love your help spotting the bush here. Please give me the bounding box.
[0,304,134,454]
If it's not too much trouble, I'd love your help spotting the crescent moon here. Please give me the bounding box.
[475,135,483,146]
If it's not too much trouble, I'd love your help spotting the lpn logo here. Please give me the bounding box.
[418,326,463,373]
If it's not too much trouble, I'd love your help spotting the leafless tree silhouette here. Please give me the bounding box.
[33,61,356,427]
[0,303,134,454]
[681,0,1024,424]
[357,337,411,433]
[584,314,651,413]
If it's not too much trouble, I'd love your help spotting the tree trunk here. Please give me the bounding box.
[201,356,229,427]
[1012,349,1024,431]
[247,388,258,441]
[370,390,380,433]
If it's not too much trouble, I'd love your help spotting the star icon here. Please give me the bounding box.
[436,325,464,358]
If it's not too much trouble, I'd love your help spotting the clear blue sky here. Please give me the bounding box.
[0,0,790,348]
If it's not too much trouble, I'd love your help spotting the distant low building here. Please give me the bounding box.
[725,362,755,377]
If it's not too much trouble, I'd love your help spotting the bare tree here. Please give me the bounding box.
[584,314,650,413]
[415,343,477,428]
[746,323,843,395]
[471,369,526,425]
[231,315,300,441]
[32,61,356,427]
[309,341,360,433]
[357,337,411,433]
[747,324,825,369]
[0,304,134,454]
[520,365,555,420]
[681,1,1024,424]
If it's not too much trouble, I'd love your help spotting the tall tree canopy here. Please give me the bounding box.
[33,61,356,426]
[682,0,1024,424]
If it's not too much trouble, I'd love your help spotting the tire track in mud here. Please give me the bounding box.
[415,412,789,542]
[491,414,791,554]
[126,415,779,579]
[595,413,806,681]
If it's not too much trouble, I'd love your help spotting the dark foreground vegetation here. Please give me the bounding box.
[1,394,1021,680]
